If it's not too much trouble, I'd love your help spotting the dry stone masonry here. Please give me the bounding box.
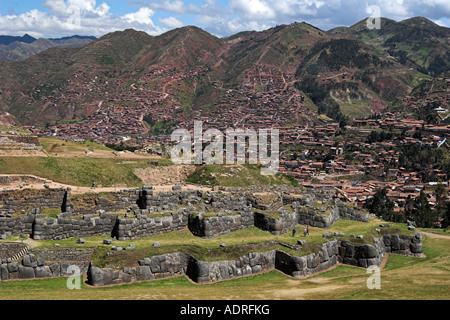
[0,184,424,284]
[1,186,369,241]
[85,233,423,286]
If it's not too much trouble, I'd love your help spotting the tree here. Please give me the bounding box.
[365,188,396,221]
[435,184,449,228]
[441,202,450,229]
[405,191,436,228]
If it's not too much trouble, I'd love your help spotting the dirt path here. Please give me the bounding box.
[421,231,450,240]
[0,172,211,195]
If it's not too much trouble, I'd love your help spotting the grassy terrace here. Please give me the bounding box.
[0,215,448,300]
[0,156,171,188]
[186,164,301,188]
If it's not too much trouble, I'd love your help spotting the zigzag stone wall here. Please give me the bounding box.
[85,233,423,286]
[115,212,190,240]
[0,232,423,283]
[0,249,93,281]
[0,187,371,241]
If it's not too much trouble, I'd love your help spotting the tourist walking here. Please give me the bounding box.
[292,227,296,237]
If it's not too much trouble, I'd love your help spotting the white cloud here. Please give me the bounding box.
[230,0,276,20]
[148,0,187,14]
[124,7,155,25]
[0,1,165,38]
[159,16,184,28]
[43,0,110,17]
[0,0,449,39]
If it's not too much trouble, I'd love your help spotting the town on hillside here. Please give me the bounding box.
[21,62,450,227]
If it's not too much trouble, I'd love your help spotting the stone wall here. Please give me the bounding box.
[275,243,339,278]
[188,210,254,238]
[71,189,140,216]
[32,211,118,240]
[337,238,386,268]
[0,187,372,241]
[0,253,90,281]
[199,251,276,283]
[0,215,34,236]
[294,199,368,229]
[86,234,417,286]
[295,205,340,229]
[382,233,423,257]
[336,202,370,223]
[254,210,297,236]
[115,212,190,240]
[30,247,96,263]
[0,188,67,214]
[0,243,29,261]
[276,237,386,278]
[87,250,276,286]
[1,233,423,283]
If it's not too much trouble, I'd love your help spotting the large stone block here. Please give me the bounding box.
[35,266,52,278]
[358,245,378,259]
[136,266,154,281]
[22,254,38,268]
[0,264,9,280]
[291,256,307,271]
[345,243,355,258]
[18,266,35,279]
[89,267,105,286]
[410,243,423,254]
[7,261,19,273]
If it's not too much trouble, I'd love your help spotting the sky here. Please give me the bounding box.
[0,0,449,38]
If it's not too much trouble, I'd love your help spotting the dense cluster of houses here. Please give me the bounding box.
[26,63,450,212]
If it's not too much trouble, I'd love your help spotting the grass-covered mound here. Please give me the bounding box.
[186,164,300,188]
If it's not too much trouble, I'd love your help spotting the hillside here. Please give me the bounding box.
[329,17,450,77]
[0,17,447,130]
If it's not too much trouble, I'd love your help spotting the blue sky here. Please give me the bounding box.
[0,0,449,38]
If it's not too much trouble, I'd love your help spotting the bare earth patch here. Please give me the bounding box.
[134,165,197,185]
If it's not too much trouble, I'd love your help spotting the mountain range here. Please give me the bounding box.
[0,35,96,62]
[0,16,448,128]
